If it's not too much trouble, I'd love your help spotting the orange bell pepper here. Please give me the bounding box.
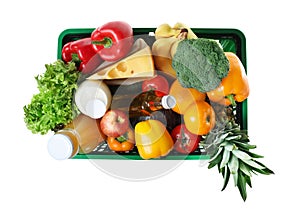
[207,52,249,106]
[135,120,173,159]
[106,128,135,152]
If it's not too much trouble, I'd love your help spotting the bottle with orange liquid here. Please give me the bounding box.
[47,114,106,160]
[129,90,176,117]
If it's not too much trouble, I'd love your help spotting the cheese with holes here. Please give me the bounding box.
[88,39,155,80]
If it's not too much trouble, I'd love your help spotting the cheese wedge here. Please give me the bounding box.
[88,39,155,80]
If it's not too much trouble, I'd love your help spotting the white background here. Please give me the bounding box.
[1,0,299,213]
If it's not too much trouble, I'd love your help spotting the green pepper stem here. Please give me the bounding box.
[71,53,81,63]
[226,94,237,107]
[92,37,113,48]
[116,132,128,142]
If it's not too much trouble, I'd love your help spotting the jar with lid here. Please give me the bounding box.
[75,80,112,119]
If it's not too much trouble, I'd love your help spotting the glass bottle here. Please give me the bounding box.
[47,114,106,160]
[129,90,176,117]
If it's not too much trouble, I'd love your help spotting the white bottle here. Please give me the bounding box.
[75,80,112,119]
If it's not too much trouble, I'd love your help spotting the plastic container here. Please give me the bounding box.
[47,114,106,160]
[57,27,247,160]
[75,80,112,119]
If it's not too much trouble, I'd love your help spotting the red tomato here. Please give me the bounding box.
[171,124,201,154]
[142,75,169,97]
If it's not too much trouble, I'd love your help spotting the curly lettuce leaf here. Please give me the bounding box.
[24,60,80,135]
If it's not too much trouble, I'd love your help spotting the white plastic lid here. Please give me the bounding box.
[85,99,106,119]
[161,95,176,109]
[47,134,73,160]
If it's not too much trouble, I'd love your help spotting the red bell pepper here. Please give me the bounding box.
[61,42,74,62]
[91,21,133,62]
[62,38,102,73]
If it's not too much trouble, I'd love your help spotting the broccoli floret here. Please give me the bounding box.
[172,38,229,92]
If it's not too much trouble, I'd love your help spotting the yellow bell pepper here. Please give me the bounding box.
[135,120,174,160]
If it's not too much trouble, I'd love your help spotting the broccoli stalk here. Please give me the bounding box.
[172,38,229,92]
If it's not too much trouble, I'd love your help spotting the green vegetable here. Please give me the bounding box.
[24,60,80,135]
[204,105,274,201]
[172,38,229,92]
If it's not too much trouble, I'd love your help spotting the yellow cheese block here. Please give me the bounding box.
[88,39,155,80]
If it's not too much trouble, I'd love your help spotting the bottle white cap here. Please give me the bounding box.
[161,95,176,109]
[47,134,73,160]
[85,99,107,119]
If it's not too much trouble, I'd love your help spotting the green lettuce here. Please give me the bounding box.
[24,60,80,135]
